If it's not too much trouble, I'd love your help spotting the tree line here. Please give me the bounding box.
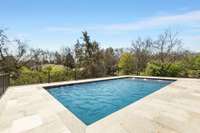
[0,29,199,85]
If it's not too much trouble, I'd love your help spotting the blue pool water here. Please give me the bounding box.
[47,78,173,125]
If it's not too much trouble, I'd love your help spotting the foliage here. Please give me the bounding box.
[145,61,186,77]
[118,53,134,74]
[103,47,118,75]
[131,38,152,74]
[75,32,107,78]
[11,65,75,85]
[183,55,200,78]
[0,29,200,85]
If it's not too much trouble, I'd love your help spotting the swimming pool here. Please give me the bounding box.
[46,78,173,125]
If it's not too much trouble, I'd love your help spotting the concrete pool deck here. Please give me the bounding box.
[0,76,200,133]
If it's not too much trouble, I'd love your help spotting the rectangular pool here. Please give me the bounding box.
[46,78,173,125]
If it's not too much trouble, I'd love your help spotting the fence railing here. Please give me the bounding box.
[0,73,10,97]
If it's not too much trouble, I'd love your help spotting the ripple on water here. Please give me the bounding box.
[47,78,173,125]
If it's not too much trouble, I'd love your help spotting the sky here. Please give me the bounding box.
[0,0,200,52]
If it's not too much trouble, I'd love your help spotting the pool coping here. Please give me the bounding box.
[43,76,176,126]
[0,76,200,133]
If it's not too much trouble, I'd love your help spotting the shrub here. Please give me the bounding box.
[11,64,75,85]
[145,62,184,77]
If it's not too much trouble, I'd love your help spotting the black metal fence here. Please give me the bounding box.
[0,73,10,97]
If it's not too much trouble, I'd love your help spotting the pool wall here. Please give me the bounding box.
[44,76,176,90]
[46,77,174,125]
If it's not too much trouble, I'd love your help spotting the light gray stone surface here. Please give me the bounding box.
[0,76,200,133]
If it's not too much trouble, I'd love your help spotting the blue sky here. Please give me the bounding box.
[0,0,200,51]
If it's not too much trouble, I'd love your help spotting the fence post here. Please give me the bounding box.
[0,75,3,96]
[3,74,6,93]
[7,73,10,87]
[0,73,10,97]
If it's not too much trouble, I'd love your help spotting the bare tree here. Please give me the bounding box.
[131,38,153,74]
[153,29,182,63]
[13,39,29,67]
[0,29,9,61]
[29,48,44,70]
[0,29,29,73]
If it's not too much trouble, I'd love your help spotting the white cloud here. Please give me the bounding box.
[103,10,200,31]
[183,35,200,52]
[45,10,200,51]
[46,10,200,32]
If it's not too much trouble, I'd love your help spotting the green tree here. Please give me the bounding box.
[75,31,106,78]
[61,47,75,69]
[118,52,134,74]
[103,47,118,75]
